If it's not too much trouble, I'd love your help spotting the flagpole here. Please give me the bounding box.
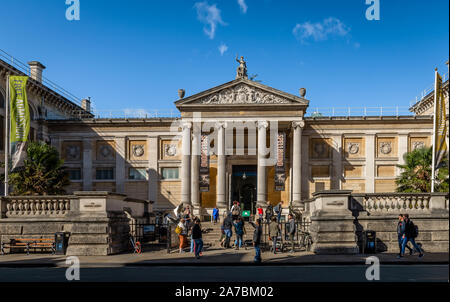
[431,68,438,193]
[4,75,9,196]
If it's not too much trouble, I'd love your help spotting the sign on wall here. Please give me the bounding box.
[199,134,210,192]
[275,132,286,191]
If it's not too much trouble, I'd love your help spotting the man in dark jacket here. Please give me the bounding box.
[249,219,262,263]
[397,214,412,256]
[192,218,203,259]
[287,214,296,253]
[268,216,280,254]
[222,213,233,248]
[400,214,424,258]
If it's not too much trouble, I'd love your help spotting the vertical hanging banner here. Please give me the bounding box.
[9,76,30,172]
[275,132,286,191]
[199,134,210,192]
[434,72,448,170]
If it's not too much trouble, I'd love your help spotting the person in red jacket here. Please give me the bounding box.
[257,206,264,221]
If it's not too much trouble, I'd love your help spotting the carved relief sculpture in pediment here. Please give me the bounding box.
[199,84,291,105]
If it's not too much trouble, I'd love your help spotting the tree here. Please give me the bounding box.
[396,146,449,193]
[7,142,69,195]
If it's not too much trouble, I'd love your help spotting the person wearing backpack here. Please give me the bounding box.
[397,214,413,256]
[400,214,424,258]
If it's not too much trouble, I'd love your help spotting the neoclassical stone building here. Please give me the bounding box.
[1,56,449,218]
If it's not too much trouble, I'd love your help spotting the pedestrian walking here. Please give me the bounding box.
[192,218,203,259]
[397,214,413,256]
[222,213,233,248]
[274,202,282,223]
[257,206,264,221]
[176,218,188,253]
[287,214,296,253]
[233,217,246,250]
[212,207,219,224]
[265,205,273,223]
[231,201,241,220]
[268,216,280,254]
[249,219,262,263]
[399,214,424,258]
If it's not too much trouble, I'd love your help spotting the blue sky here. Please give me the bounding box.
[0,0,448,115]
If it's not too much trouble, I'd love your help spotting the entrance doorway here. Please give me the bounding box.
[231,165,257,214]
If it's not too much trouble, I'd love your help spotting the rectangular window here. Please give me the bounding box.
[128,168,147,180]
[161,167,179,180]
[96,168,114,180]
[67,168,82,180]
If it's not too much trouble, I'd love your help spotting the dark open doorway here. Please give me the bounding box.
[231,165,257,214]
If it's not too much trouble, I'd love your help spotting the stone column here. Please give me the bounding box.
[292,121,305,207]
[115,137,126,194]
[191,124,201,215]
[216,122,227,209]
[83,139,93,191]
[181,122,192,206]
[257,121,269,207]
[147,137,158,205]
[365,134,376,193]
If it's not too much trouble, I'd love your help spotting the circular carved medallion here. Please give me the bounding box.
[348,143,360,155]
[133,145,145,157]
[165,144,177,157]
[380,142,392,155]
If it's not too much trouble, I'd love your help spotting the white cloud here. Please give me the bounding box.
[293,17,350,43]
[194,1,226,39]
[218,43,228,56]
[237,0,248,13]
[124,108,151,118]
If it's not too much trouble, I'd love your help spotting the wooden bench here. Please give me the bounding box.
[1,238,56,255]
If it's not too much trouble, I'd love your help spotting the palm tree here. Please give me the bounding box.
[396,146,449,193]
[7,142,69,195]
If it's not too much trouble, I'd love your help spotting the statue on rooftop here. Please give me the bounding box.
[236,55,248,79]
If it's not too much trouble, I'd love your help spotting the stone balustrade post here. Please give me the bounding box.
[309,190,359,254]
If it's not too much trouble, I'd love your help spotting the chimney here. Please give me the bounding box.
[27,61,46,83]
[81,98,91,112]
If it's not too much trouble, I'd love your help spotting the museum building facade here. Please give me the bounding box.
[1,57,448,218]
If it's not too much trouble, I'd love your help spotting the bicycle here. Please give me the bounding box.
[298,230,313,252]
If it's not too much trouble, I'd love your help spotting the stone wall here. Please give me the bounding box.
[0,192,151,256]
[305,191,449,254]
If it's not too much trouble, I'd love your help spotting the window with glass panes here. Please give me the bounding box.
[96,168,114,180]
[67,168,82,180]
[161,168,179,180]
[128,168,147,180]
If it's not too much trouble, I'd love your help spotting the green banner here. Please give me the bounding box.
[9,76,30,171]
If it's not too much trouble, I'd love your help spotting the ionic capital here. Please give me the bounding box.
[257,120,269,129]
[292,120,305,130]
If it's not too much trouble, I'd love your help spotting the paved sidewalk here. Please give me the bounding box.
[0,247,447,268]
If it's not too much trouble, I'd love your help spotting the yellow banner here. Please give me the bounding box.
[434,72,448,169]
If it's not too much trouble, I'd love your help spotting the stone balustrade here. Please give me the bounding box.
[2,196,72,218]
[351,192,448,214]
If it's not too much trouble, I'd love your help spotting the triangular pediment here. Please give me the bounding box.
[175,78,309,109]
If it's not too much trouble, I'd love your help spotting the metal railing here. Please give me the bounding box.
[0,49,83,107]
[410,72,449,108]
[305,106,413,117]
[91,109,180,119]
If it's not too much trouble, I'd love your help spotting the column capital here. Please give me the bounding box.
[292,120,305,129]
[181,121,192,130]
[214,121,228,130]
[257,120,269,129]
